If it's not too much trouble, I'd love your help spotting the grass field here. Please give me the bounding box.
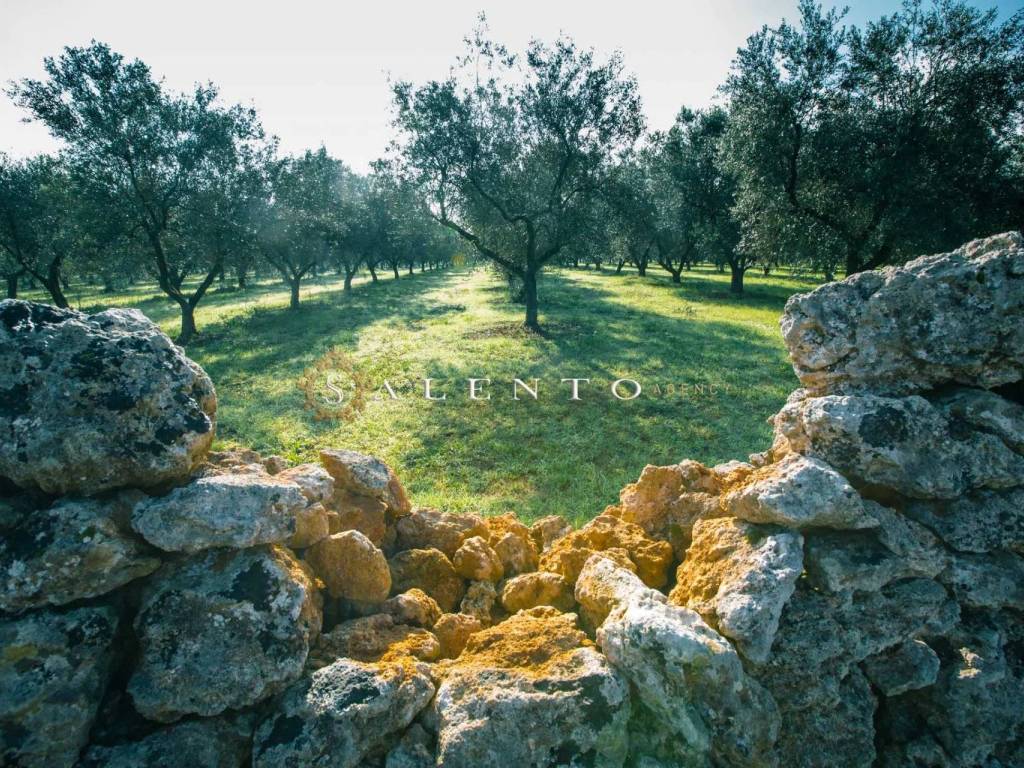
[40,264,819,525]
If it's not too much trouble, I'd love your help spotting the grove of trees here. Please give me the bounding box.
[2,1,1022,336]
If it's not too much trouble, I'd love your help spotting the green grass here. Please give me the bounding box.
[38,264,819,525]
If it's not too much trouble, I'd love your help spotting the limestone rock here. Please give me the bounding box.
[328,490,389,546]
[0,491,160,612]
[311,614,439,665]
[432,607,631,767]
[940,551,1024,610]
[780,232,1024,396]
[574,554,659,629]
[670,517,803,663]
[128,545,322,722]
[803,502,948,593]
[384,724,435,768]
[79,713,256,768]
[288,502,331,549]
[616,460,727,546]
[433,612,483,659]
[539,514,674,588]
[253,658,434,768]
[0,605,118,768]
[500,571,575,614]
[388,548,465,613]
[904,488,1024,554]
[484,514,539,576]
[772,668,877,768]
[394,507,488,558]
[306,530,391,602]
[754,579,949,710]
[319,449,411,515]
[131,473,306,553]
[0,300,216,495]
[277,464,334,549]
[723,453,876,530]
[891,613,1024,766]
[276,462,334,503]
[380,588,442,628]
[460,580,498,625]
[529,514,572,552]
[451,536,503,582]
[593,563,780,767]
[862,640,940,697]
[772,393,1024,498]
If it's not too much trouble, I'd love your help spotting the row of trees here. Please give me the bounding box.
[392,1,1023,328]
[0,45,457,343]
[2,2,1022,335]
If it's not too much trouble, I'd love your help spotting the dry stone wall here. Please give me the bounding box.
[1,232,1023,767]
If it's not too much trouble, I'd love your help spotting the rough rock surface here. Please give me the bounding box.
[395,507,488,558]
[780,231,1024,395]
[452,535,504,582]
[0,491,160,612]
[670,517,803,663]
[311,614,440,664]
[0,300,216,495]
[305,530,391,602]
[581,557,779,767]
[432,607,631,767]
[79,714,256,768]
[0,605,119,768]
[500,571,575,614]
[132,472,306,552]
[320,448,411,515]
[253,658,434,768]
[388,548,465,612]
[128,545,322,721]
[772,392,1024,498]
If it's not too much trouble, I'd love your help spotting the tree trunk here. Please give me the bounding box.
[523,270,540,331]
[615,260,624,274]
[730,265,745,294]
[289,279,301,309]
[392,264,400,280]
[408,264,414,275]
[824,268,835,282]
[177,302,198,346]
[421,263,426,273]
[670,269,681,284]
[343,272,354,291]
[762,265,771,276]
[6,274,18,299]
[637,264,646,277]
[45,260,69,308]
[369,265,378,282]
[237,265,248,289]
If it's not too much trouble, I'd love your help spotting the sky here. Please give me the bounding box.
[1,0,1018,172]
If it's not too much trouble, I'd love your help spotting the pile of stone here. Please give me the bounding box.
[1,232,1023,768]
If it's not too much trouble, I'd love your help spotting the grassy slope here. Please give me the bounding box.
[45,265,816,525]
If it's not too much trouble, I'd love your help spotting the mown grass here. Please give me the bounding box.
[38,264,819,525]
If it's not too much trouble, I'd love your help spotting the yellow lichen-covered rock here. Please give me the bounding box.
[309,614,439,667]
[288,502,331,549]
[304,530,391,602]
[529,515,572,553]
[327,490,389,546]
[431,607,631,765]
[500,571,575,614]
[670,517,803,663]
[394,508,488,558]
[539,514,674,588]
[388,548,465,612]
[485,513,540,576]
[433,612,483,659]
[452,536,504,582]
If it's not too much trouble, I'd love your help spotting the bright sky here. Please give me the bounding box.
[1,0,1018,172]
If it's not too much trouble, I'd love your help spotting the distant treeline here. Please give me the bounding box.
[2,0,1022,337]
